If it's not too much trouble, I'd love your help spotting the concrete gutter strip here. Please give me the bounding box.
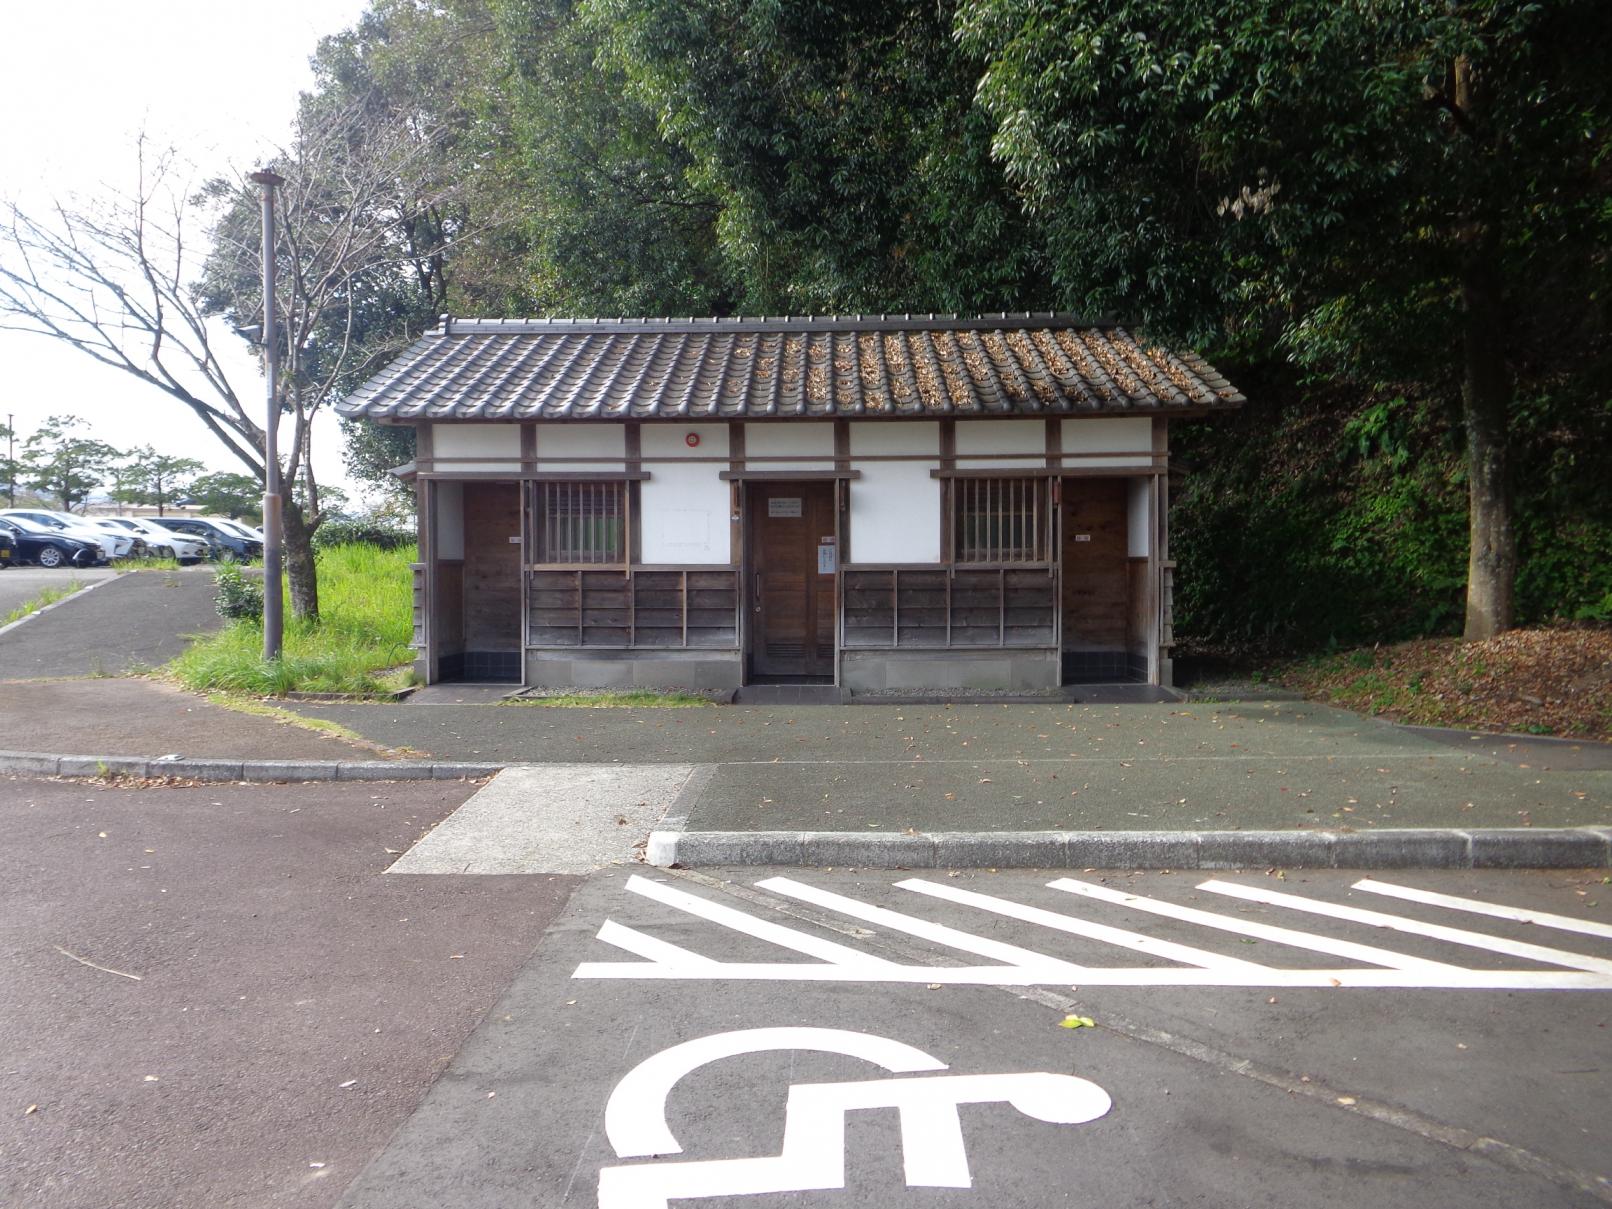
[649,826,1612,870]
[0,750,503,782]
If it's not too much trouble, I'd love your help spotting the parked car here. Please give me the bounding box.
[102,517,210,564]
[0,516,102,568]
[0,509,127,560]
[0,523,13,566]
[162,517,264,562]
[93,518,147,558]
[211,517,267,544]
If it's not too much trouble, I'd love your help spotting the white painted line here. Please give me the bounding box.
[1353,878,1612,942]
[1200,879,1612,976]
[896,878,1272,974]
[756,876,1088,976]
[572,961,1612,989]
[1047,878,1466,973]
[573,876,1612,989]
[621,875,896,969]
[595,920,719,968]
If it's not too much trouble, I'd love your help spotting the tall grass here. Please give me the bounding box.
[170,543,417,695]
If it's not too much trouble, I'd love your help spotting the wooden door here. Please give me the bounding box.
[1060,478,1129,654]
[749,481,836,678]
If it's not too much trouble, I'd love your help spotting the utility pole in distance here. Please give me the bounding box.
[5,412,14,507]
[250,169,285,662]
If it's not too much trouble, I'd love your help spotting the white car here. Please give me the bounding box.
[102,517,211,564]
[0,509,126,560]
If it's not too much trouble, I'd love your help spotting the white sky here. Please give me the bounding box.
[0,0,374,503]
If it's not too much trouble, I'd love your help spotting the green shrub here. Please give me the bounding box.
[312,517,415,551]
[213,563,264,622]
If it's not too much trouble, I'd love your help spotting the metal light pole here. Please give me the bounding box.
[250,169,286,661]
[5,412,13,507]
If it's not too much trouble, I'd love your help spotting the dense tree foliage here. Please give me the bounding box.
[218,0,1612,650]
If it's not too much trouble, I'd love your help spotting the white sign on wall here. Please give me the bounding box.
[767,498,803,518]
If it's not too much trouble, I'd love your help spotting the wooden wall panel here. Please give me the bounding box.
[1060,478,1129,651]
[462,482,521,651]
[435,561,465,657]
[1126,557,1150,656]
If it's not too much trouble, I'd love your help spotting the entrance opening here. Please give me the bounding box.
[435,480,523,682]
[747,481,836,683]
[1060,478,1146,683]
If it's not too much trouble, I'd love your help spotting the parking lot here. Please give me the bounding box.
[337,864,1612,1209]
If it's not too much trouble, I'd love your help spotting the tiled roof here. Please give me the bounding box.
[337,314,1244,422]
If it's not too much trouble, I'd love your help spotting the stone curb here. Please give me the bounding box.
[648,827,1612,871]
[0,749,504,783]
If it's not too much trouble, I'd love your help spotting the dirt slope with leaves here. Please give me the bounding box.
[1280,627,1611,740]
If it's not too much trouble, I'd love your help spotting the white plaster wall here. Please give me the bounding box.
[535,424,625,471]
[848,422,941,564]
[434,479,465,560]
[1127,477,1151,558]
[1062,416,1153,469]
[744,421,835,471]
[956,418,1045,468]
[431,423,521,472]
[640,424,731,564]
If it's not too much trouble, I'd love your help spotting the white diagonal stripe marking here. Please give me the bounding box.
[756,877,1088,975]
[1048,878,1465,972]
[895,878,1272,973]
[595,920,719,967]
[1353,879,1612,942]
[623,875,895,968]
[1200,880,1612,975]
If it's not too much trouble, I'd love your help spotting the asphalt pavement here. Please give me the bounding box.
[0,567,221,678]
[0,774,579,1209]
[336,863,1612,1208]
[0,566,118,622]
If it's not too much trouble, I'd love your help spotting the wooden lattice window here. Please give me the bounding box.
[530,481,626,565]
[953,477,1049,564]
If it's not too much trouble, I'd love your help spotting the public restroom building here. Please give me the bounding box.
[337,314,1243,695]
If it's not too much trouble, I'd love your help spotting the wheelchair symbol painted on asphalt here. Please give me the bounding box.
[597,1026,1113,1208]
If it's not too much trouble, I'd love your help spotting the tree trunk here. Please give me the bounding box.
[1459,233,1515,641]
[282,497,320,622]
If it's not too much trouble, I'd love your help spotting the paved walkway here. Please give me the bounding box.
[0,570,1606,868]
[0,568,221,678]
[0,566,119,621]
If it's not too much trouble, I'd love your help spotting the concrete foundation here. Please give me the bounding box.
[840,648,1060,692]
[525,649,743,690]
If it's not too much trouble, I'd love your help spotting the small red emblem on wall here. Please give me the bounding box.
[685,432,701,448]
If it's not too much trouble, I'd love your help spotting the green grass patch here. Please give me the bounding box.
[169,543,417,695]
[2,579,86,626]
[501,690,713,708]
[204,694,401,748]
